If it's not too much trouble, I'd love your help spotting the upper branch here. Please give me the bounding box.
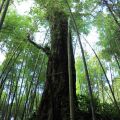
[27,33,50,56]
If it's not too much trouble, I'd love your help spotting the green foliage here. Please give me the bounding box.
[94,9,120,59]
[77,94,120,119]
[101,102,120,119]
[0,2,47,119]
[77,94,101,113]
[0,10,36,51]
[0,0,120,119]
[35,0,72,12]
[75,54,107,97]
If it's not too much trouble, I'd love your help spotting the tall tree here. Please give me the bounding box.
[35,10,77,120]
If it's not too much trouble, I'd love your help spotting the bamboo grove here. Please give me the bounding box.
[0,0,120,120]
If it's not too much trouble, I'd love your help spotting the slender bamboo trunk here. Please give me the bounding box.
[0,51,21,100]
[0,0,10,30]
[101,76,105,104]
[114,54,120,70]
[21,50,41,120]
[4,68,16,120]
[82,36,120,113]
[14,51,30,120]
[102,0,120,29]
[65,1,96,120]
[29,56,45,115]
[0,0,5,13]
[0,44,20,80]
[67,18,74,120]
[7,53,25,120]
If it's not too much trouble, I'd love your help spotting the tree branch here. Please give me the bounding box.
[27,34,50,56]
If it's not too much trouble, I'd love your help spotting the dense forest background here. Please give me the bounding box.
[0,0,120,120]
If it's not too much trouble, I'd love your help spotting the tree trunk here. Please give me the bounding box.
[36,11,76,120]
[0,0,10,30]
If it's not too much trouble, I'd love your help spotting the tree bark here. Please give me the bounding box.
[36,11,76,120]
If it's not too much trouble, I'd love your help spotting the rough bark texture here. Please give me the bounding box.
[36,11,76,120]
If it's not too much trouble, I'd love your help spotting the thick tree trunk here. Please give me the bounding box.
[36,11,76,120]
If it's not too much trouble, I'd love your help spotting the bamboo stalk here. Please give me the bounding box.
[65,1,96,120]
